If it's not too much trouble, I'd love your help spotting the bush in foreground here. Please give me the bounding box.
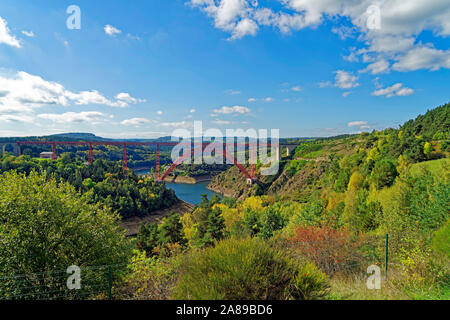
[172,237,328,300]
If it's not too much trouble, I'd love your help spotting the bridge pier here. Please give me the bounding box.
[277,144,297,161]
[88,144,93,164]
[123,144,128,171]
[155,143,161,181]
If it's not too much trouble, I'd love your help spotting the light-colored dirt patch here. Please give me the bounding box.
[120,200,194,236]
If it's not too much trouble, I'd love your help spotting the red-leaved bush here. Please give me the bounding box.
[288,226,376,276]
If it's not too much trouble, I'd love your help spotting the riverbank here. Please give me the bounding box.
[120,200,194,236]
[153,174,213,184]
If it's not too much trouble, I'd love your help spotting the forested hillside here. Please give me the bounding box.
[0,154,178,218]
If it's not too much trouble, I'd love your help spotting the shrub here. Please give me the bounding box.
[288,226,376,275]
[173,238,297,300]
[116,250,177,300]
[289,262,329,300]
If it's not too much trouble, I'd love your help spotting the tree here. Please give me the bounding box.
[0,171,131,299]
[137,222,159,254]
[371,159,398,189]
[158,213,186,247]
[205,207,226,243]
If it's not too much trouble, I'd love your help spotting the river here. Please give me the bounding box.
[166,181,221,205]
[135,170,221,205]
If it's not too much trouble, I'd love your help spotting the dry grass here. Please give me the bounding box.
[328,274,409,300]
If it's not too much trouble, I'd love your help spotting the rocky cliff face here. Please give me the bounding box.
[207,159,331,202]
[207,166,255,199]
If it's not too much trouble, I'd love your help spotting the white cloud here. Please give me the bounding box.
[318,81,332,88]
[342,91,351,97]
[21,30,34,38]
[248,98,256,102]
[190,108,196,113]
[392,45,450,72]
[372,83,414,98]
[332,25,357,40]
[0,17,21,48]
[0,71,145,113]
[348,121,368,127]
[115,92,146,104]
[291,86,302,92]
[231,18,258,39]
[189,0,450,72]
[157,110,163,115]
[361,59,390,74]
[334,70,359,89]
[121,118,150,126]
[264,97,273,102]
[226,89,242,95]
[213,105,251,114]
[159,121,193,128]
[344,52,358,62]
[0,114,33,123]
[104,24,122,36]
[38,111,110,124]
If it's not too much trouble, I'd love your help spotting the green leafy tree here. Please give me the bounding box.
[371,159,398,189]
[137,222,159,254]
[158,213,186,247]
[0,171,131,299]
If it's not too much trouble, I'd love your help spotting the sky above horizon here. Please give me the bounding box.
[0,0,449,139]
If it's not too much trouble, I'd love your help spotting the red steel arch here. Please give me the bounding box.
[16,140,270,182]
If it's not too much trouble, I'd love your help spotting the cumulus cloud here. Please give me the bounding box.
[334,70,359,89]
[104,24,122,36]
[248,98,256,102]
[348,120,371,130]
[189,0,450,71]
[213,105,251,114]
[115,92,146,105]
[120,117,150,126]
[0,71,145,113]
[0,17,21,48]
[159,121,193,128]
[372,83,414,98]
[291,86,302,92]
[392,45,450,71]
[348,121,368,127]
[0,114,33,123]
[361,59,390,74]
[38,111,110,124]
[231,18,258,39]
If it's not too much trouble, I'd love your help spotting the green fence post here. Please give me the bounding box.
[107,265,112,300]
[385,233,389,279]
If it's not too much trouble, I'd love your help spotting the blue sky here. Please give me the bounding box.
[0,0,449,138]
